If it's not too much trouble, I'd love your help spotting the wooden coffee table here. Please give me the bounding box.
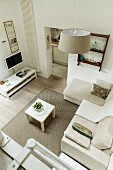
[25,98,55,132]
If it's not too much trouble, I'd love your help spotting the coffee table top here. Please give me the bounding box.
[25,98,55,122]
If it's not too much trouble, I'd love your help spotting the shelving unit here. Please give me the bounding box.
[79,59,101,67]
[0,67,37,98]
[77,33,110,71]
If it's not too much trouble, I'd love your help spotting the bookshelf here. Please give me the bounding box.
[77,33,110,71]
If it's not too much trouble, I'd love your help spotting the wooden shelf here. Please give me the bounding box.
[77,32,110,71]
[80,60,101,67]
[90,49,104,53]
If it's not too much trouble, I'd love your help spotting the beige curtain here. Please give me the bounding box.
[19,0,40,71]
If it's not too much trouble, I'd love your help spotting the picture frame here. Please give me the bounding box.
[3,20,19,53]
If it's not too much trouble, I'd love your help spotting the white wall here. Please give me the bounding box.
[32,0,113,78]
[67,55,113,85]
[33,0,76,77]
[1,0,113,79]
[0,0,28,80]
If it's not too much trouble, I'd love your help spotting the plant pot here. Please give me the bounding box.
[33,102,43,112]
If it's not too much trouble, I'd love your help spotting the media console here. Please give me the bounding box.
[0,67,37,98]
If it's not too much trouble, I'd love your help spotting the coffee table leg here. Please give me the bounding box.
[26,115,33,123]
[52,108,55,118]
[41,122,45,132]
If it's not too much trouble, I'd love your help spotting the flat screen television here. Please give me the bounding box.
[5,52,23,70]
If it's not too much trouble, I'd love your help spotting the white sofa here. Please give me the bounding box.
[62,78,113,170]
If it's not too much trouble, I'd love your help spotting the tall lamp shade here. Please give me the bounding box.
[58,28,90,54]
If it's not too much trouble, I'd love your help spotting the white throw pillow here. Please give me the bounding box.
[95,79,112,90]
[91,116,113,150]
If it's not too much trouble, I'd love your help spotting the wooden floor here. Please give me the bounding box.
[0,75,67,130]
[52,63,68,78]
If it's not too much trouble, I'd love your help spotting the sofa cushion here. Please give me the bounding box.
[64,128,91,148]
[103,141,113,155]
[106,88,113,102]
[90,83,110,100]
[74,114,96,135]
[95,79,113,90]
[91,116,113,149]
[77,99,113,122]
[64,115,96,148]
[63,78,105,106]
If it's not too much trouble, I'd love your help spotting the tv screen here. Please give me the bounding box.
[5,52,23,69]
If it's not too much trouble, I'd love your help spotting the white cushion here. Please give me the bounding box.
[64,115,96,148]
[76,100,102,122]
[103,141,113,155]
[64,129,90,149]
[106,88,113,102]
[76,99,113,122]
[91,116,113,149]
[102,98,113,115]
[95,79,112,90]
[73,114,96,135]
[63,78,105,106]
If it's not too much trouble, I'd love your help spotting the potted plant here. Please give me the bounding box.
[33,102,43,112]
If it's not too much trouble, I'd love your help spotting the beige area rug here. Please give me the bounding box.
[2,89,78,155]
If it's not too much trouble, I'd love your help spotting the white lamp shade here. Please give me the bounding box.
[58,28,90,54]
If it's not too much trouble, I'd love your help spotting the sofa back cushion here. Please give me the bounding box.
[90,83,110,100]
[106,88,113,103]
[91,116,113,150]
[102,98,113,114]
[103,142,113,155]
[95,79,113,90]
[90,79,112,100]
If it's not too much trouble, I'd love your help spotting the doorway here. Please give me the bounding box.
[50,28,68,78]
